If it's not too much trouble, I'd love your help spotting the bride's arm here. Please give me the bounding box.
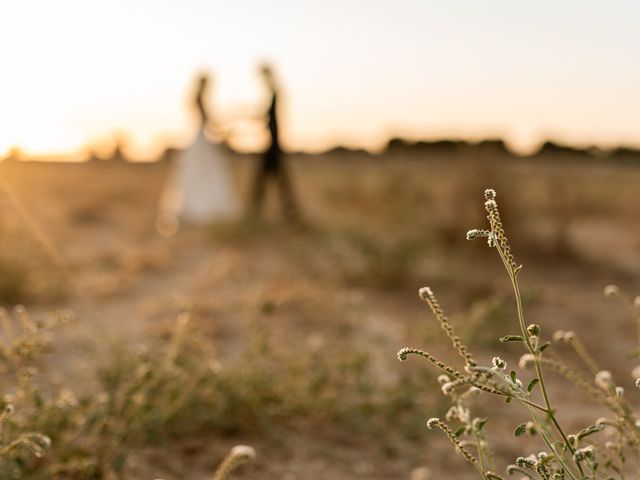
[218,100,269,124]
[205,121,231,140]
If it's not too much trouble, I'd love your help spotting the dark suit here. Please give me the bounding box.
[250,89,298,219]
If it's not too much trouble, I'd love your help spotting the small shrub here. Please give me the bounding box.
[398,189,640,479]
[0,299,433,478]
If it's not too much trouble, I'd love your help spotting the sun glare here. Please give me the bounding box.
[1,0,640,159]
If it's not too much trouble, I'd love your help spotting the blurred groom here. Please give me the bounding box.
[249,63,299,221]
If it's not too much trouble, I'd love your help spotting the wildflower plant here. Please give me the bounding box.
[211,445,256,480]
[398,189,640,479]
[155,444,256,480]
[0,307,67,478]
[603,284,640,358]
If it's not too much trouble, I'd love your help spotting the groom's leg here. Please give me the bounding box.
[249,158,268,216]
[276,158,300,221]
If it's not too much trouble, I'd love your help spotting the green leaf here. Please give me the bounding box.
[538,341,551,352]
[505,396,512,403]
[527,378,539,393]
[510,371,517,382]
[514,423,527,437]
[526,324,540,336]
[499,335,524,343]
[454,426,466,437]
[474,418,488,431]
[553,441,566,455]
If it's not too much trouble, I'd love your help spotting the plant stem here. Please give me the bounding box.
[522,400,581,480]
[494,243,584,478]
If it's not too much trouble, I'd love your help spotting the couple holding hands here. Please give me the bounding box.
[159,63,299,232]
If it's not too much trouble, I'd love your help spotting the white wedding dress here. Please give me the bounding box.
[159,128,240,227]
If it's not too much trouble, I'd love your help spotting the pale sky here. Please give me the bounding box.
[1,0,639,159]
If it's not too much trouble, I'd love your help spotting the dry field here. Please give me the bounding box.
[0,151,638,479]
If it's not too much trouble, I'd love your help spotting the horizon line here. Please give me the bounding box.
[4,135,640,163]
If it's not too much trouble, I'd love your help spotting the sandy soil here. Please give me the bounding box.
[0,153,638,479]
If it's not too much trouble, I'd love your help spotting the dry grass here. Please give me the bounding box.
[0,153,637,478]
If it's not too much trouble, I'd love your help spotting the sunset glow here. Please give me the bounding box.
[2,0,639,159]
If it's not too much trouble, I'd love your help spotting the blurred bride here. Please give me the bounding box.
[158,73,240,233]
